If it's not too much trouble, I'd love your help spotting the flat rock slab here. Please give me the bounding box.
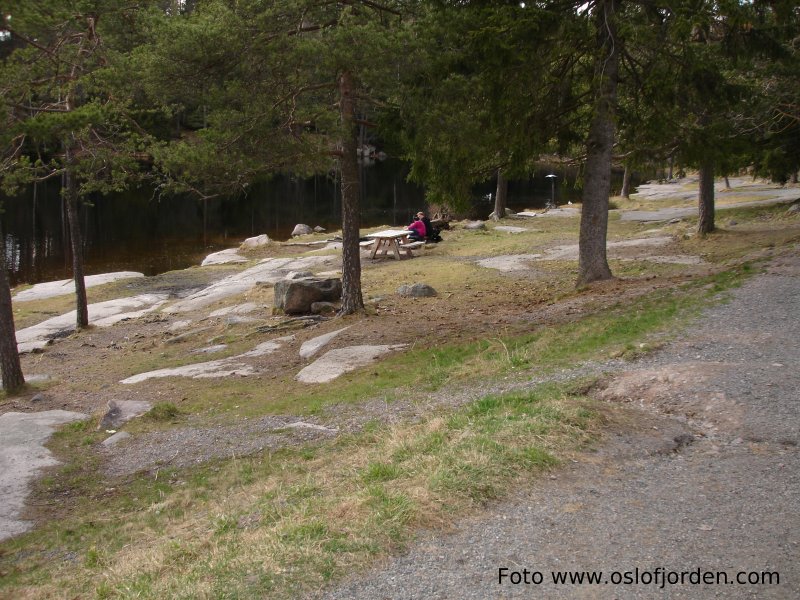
[476,237,703,272]
[208,303,259,318]
[201,248,249,266]
[13,272,144,302]
[16,293,169,353]
[541,236,673,261]
[299,326,351,359]
[121,336,294,384]
[165,257,335,314]
[517,208,579,218]
[623,186,798,221]
[493,226,530,234]
[476,254,543,272]
[0,410,87,541]
[98,400,152,429]
[296,344,407,384]
[121,358,258,383]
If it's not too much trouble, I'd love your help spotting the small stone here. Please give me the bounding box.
[397,283,437,298]
[313,226,326,233]
[31,393,46,403]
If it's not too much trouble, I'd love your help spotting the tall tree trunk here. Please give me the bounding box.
[64,147,89,328]
[668,155,674,180]
[577,0,619,286]
[493,169,507,221]
[338,70,364,315]
[698,161,715,235]
[724,175,731,189]
[621,163,631,198]
[0,221,25,392]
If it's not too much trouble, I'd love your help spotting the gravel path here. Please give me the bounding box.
[318,252,800,599]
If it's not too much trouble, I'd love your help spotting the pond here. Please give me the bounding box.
[2,159,585,286]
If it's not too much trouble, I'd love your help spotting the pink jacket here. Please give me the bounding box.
[407,220,426,237]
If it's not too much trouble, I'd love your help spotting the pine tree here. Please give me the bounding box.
[0,1,159,327]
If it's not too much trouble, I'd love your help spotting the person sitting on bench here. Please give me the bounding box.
[406,216,427,241]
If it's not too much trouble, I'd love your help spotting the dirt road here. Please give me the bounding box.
[319,253,800,598]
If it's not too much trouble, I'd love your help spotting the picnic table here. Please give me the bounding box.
[364,229,424,260]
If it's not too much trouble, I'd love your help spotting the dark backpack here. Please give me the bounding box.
[421,217,442,242]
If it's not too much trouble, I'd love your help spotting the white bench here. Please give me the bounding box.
[398,241,425,256]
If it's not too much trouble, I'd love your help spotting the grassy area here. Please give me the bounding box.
[0,263,757,599]
[1,384,594,600]
[4,186,792,596]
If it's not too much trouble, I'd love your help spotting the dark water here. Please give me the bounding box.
[2,160,586,286]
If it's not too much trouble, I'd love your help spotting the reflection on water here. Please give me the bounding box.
[2,160,584,286]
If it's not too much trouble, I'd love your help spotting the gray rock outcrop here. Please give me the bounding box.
[274,276,342,314]
[291,224,314,236]
[1,410,88,541]
[240,234,270,249]
[201,248,248,266]
[299,326,351,359]
[295,345,407,383]
[397,283,437,298]
[98,400,152,430]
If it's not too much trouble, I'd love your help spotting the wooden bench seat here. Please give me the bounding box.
[398,241,425,256]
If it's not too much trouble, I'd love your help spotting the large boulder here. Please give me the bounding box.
[274,276,342,314]
[291,224,314,237]
[240,234,270,249]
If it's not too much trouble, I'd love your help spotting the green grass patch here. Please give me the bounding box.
[144,402,182,421]
[0,382,593,599]
[131,263,758,426]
